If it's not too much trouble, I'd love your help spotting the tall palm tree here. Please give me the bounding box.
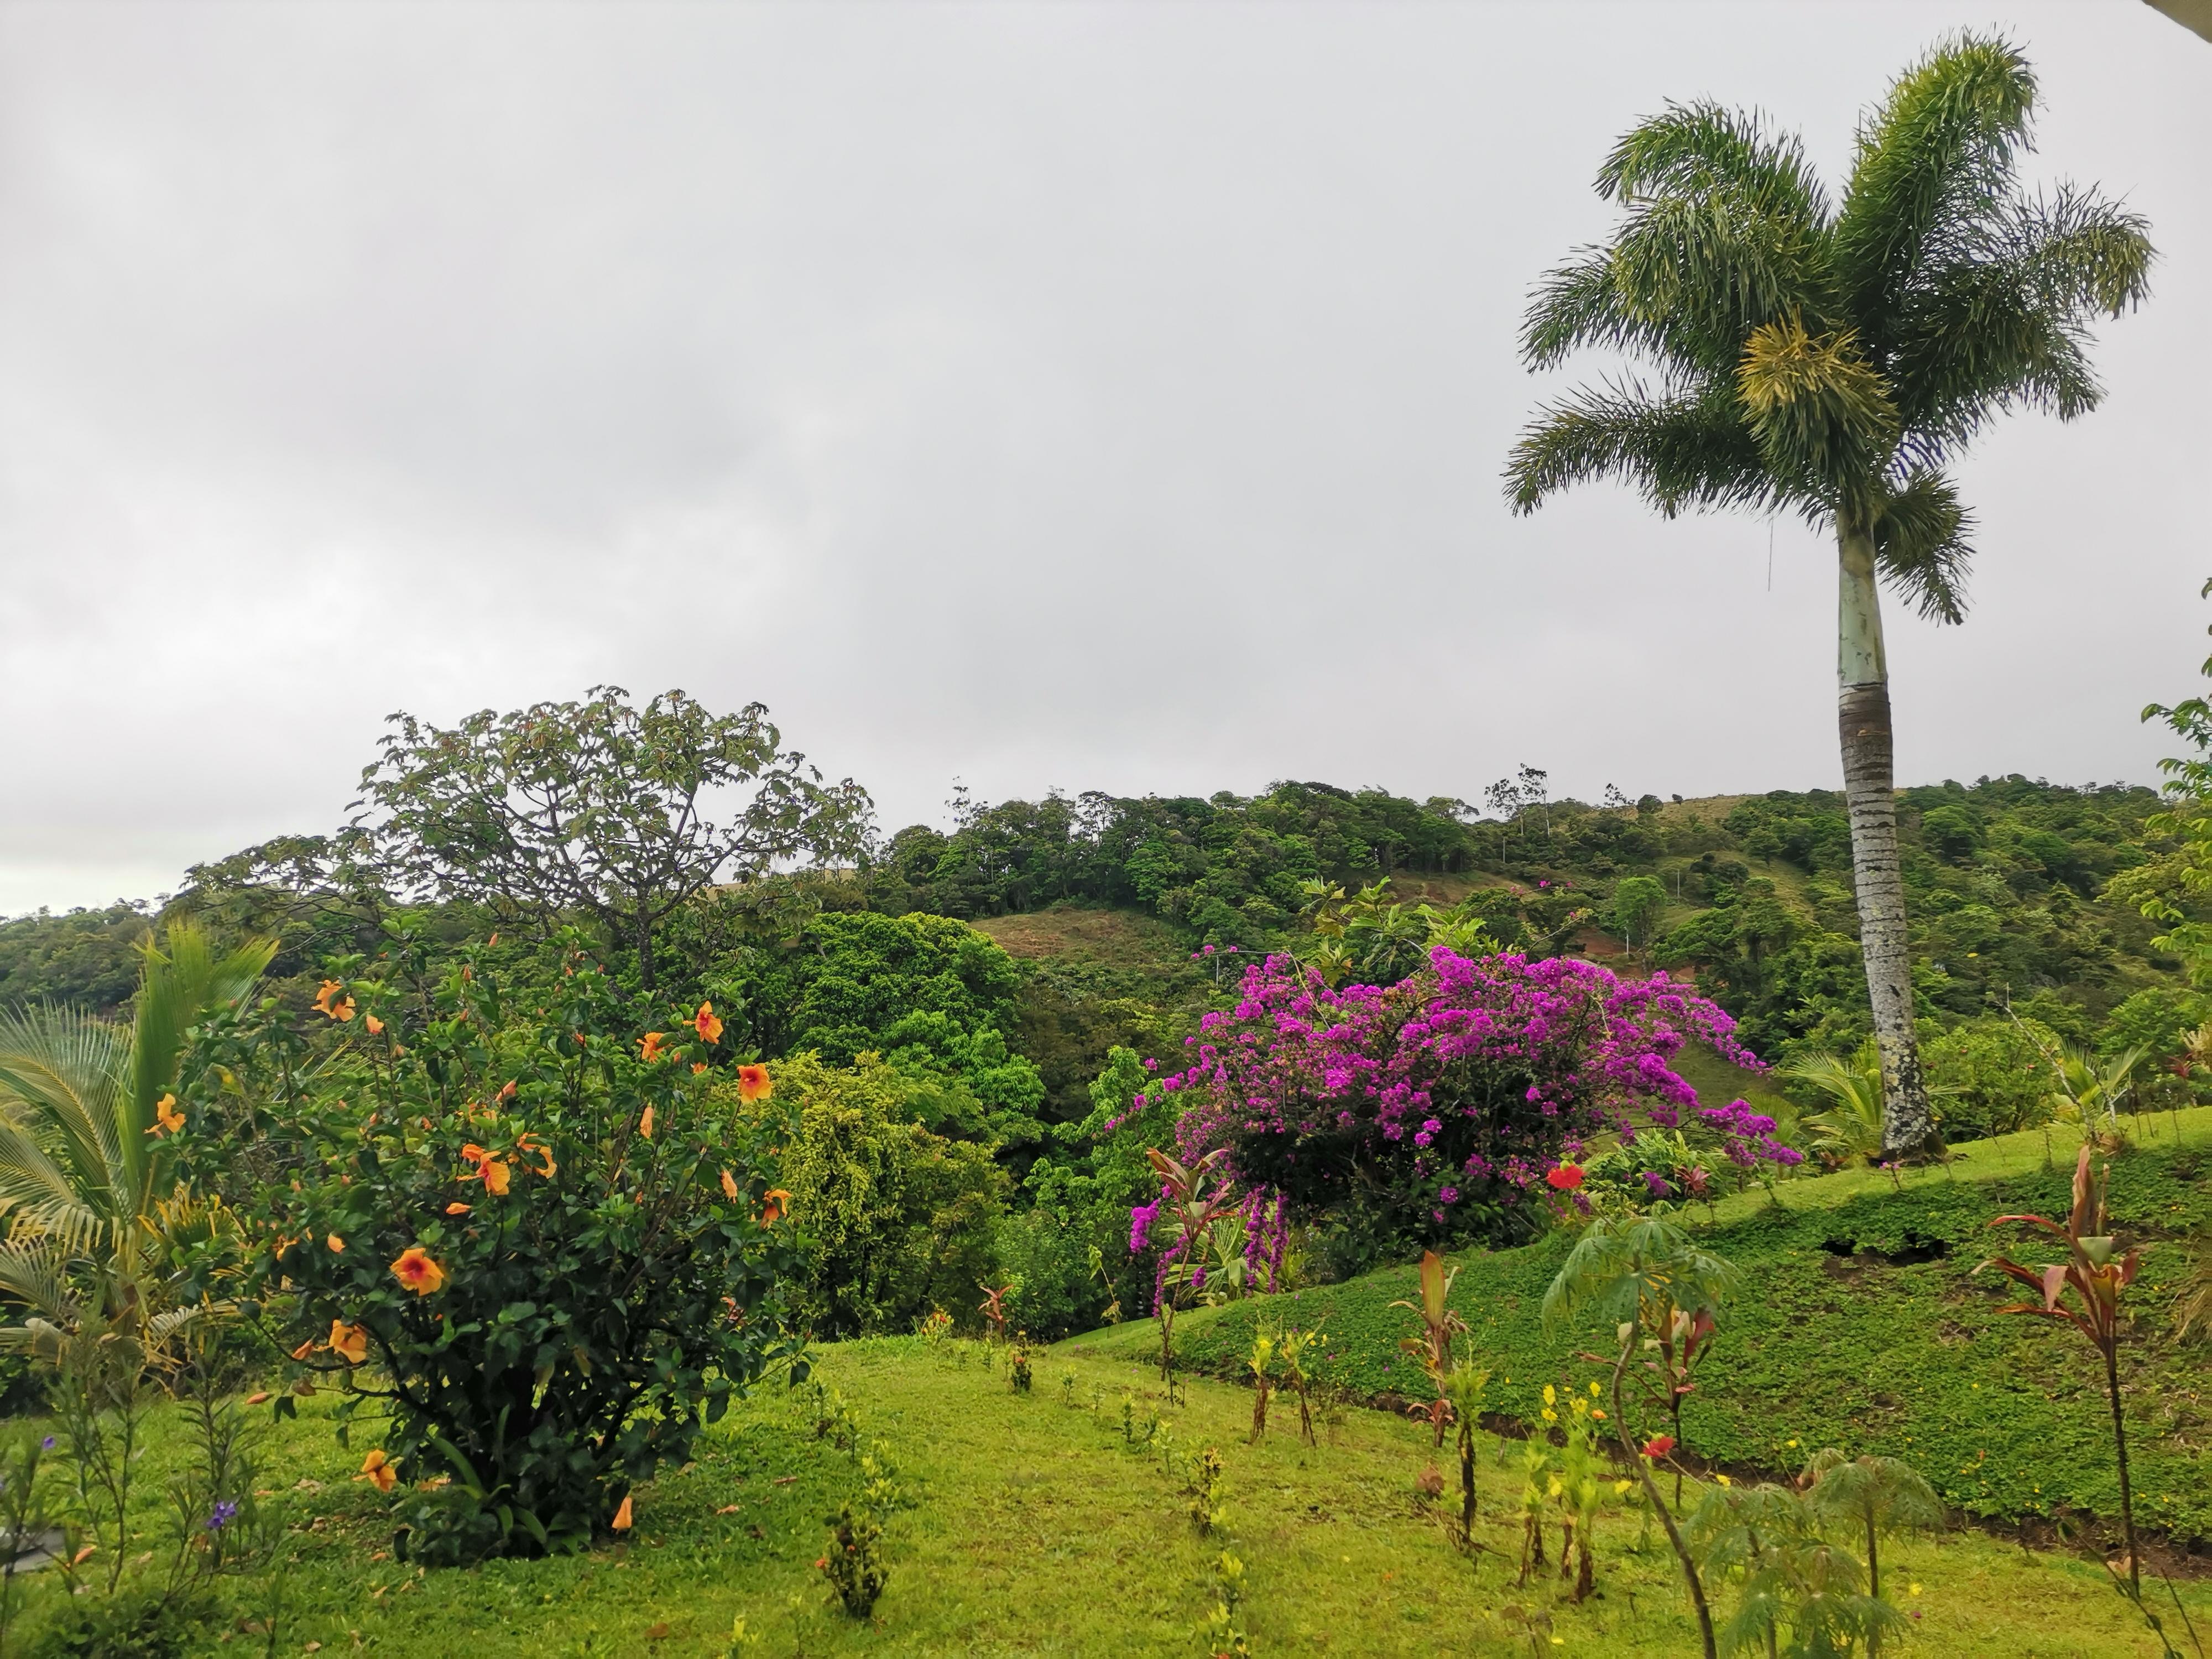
[0,921,274,1345]
[1505,36,2152,1158]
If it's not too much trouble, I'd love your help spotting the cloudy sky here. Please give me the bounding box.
[2,2,2206,916]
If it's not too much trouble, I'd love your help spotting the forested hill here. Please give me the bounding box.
[2,775,2195,1081]
[862,775,2194,1073]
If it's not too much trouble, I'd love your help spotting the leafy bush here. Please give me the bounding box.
[252,932,804,1561]
[1918,1018,2060,1141]
[741,1053,1006,1337]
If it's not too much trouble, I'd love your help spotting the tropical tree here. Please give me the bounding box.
[1505,35,2153,1159]
[0,921,274,1341]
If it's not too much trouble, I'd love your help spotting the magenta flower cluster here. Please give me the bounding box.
[1149,947,1759,1238]
[1697,1098,1804,1172]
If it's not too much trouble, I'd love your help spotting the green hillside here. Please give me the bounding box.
[1071,1109,2212,1548]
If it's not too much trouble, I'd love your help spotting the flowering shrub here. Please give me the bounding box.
[248,933,804,1562]
[1696,1099,1805,1188]
[1153,950,1756,1258]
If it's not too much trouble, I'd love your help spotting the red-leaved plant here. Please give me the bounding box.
[1979,1145,2145,1589]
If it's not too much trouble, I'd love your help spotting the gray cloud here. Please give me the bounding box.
[3,1,2206,913]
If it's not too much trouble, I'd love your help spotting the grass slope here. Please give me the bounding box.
[33,1339,2202,1655]
[1073,1109,2212,1549]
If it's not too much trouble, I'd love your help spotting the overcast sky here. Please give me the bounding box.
[2,2,2206,916]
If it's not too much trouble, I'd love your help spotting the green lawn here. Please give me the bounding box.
[13,1335,2200,1656]
[1077,1108,2212,1548]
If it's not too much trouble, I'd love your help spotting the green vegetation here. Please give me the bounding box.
[1076,1110,2212,1550]
[0,1338,2199,1655]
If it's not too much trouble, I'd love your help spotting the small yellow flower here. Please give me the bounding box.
[1717,1473,1732,1488]
[1542,1384,1556,1406]
[1908,1583,1922,1597]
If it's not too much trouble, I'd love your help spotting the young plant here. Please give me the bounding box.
[1007,1338,1032,1395]
[1189,1447,1230,1537]
[1543,1211,1740,1659]
[1513,1441,1552,1585]
[1978,1145,2145,1589]
[977,1282,1012,1345]
[1276,1324,1323,1447]
[1801,1448,1944,1614]
[1689,1479,1904,1658]
[1246,1331,1275,1444]
[1551,1385,1609,1600]
[820,1500,888,1618]
[1392,1249,1467,1447]
[0,1427,52,1652]
[1442,1360,1492,1546]
[1131,1147,1240,1386]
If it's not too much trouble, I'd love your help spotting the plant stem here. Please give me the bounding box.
[1613,1332,1715,1659]
[2105,1343,2140,1592]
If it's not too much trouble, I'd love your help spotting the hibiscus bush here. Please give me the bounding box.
[1152,950,1757,1270]
[244,931,805,1563]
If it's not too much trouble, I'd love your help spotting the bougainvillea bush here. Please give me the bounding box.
[239,932,805,1563]
[1145,950,1758,1269]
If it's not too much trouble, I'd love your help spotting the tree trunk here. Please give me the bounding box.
[1836,515,1939,1161]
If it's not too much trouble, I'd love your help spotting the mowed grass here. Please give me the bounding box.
[47,1337,2199,1656]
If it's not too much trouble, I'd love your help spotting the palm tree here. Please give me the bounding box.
[0,921,274,1347]
[1505,36,2153,1159]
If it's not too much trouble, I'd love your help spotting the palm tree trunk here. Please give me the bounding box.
[1836,515,1939,1160]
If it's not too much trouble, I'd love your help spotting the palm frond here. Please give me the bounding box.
[1887,185,2154,463]
[118,922,276,1204]
[1598,99,1833,232]
[0,1002,129,1204]
[0,1236,85,1327]
[1873,471,1974,625]
[1835,34,2038,348]
[1506,377,1787,519]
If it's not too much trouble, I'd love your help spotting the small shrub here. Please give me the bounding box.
[1007,1340,1032,1394]
[1188,1447,1229,1536]
[819,1501,889,1618]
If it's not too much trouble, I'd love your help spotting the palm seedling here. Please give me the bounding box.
[1506,35,2153,1161]
[1978,1146,2143,1589]
[1441,1358,1491,1547]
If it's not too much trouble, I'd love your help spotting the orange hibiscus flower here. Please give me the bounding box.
[760,1188,791,1227]
[312,979,345,1016]
[390,1246,446,1296]
[148,1094,185,1136]
[611,1494,634,1532]
[365,1014,385,1036]
[518,1133,557,1178]
[445,1202,472,1215]
[720,1168,740,1201]
[359,1448,398,1493]
[326,1233,346,1253]
[328,1321,369,1365]
[639,1032,666,1062]
[736,1065,772,1103]
[639,1105,656,1140]
[693,1003,723,1045]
